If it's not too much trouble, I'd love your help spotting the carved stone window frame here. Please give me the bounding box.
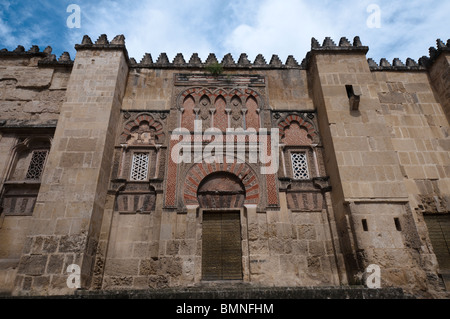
[129,151,150,182]
[1,134,52,217]
[290,151,310,180]
[284,147,314,181]
[25,149,49,180]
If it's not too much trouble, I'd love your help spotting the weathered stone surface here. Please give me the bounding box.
[104,259,139,276]
[58,235,86,253]
[17,255,47,275]
[47,255,64,274]
[147,275,169,289]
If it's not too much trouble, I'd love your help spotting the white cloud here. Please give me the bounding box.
[0,17,46,50]
[374,0,450,61]
[0,18,15,47]
[2,0,448,64]
[0,1,55,52]
[65,0,223,62]
[223,0,450,63]
[223,0,369,62]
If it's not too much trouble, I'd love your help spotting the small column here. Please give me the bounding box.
[241,108,248,130]
[193,108,200,121]
[280,144,287,177]
[256,108,261,129]
[154,145,161,179]
[179,107,184,128]
[209,108,216,128]
[225,108,232,128]
[311,144,320,177]
[118,144,128,179]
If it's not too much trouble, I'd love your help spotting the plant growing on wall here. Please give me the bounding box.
[205,62,224,76]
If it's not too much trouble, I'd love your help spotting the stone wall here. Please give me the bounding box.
[94,63,339,289]
[0,49,71,293]
[0,35,448,298]
[121,67,313,112]
[8,35,129,295]
[307,37,448,297]
[0,50,71,127]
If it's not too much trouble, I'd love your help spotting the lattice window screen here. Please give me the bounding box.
[291,152,310,180]
[130,153,149,181]
[25,150,48,180]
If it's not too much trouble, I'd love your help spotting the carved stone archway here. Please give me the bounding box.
[197,171,247,281]
[182,158,260,208]
[197,172,246,208]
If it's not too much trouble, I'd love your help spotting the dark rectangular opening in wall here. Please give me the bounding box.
[345,85,354,98]
[362,219,368,231]
[394,218,402,231]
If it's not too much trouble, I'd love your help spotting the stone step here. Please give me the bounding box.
[69,286,412,299]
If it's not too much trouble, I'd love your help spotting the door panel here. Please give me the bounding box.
[424,214,450,288]
[202,211,242,281]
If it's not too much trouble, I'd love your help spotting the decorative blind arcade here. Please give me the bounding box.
[130,153,149,181]
[25,150,48,180]
[291,152,310,180]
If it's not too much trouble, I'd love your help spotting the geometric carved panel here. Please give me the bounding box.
[25,150,48,180]
[291,152,310,180]
[121,113,165,145]
[130,153,149,181]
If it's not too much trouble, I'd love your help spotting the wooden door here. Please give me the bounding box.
[202,211,243,281]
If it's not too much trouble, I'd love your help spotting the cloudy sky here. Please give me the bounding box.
[0,0,449,65]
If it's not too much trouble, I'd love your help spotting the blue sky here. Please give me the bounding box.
[0,0,449,64]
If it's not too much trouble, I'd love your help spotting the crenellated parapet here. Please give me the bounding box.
[3,34,448,73]
[418,39,450,68]
[309,36,369,53]
[74,34,130,62]
[367,57,425,71]
[38,49,73,67]
[0,44,74,67]
[369,38,450,71]
[74,34,126,49]
[128,52,306,69]
[303,36,369,69]
[0,44,47,56]
[72,34,450,72]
